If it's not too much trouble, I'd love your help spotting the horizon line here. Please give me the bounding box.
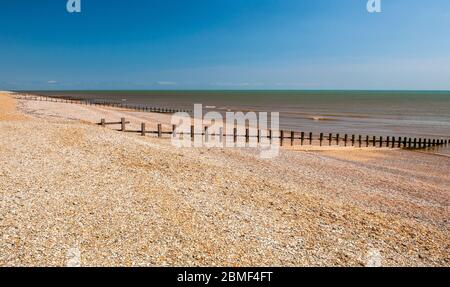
[10,89,450,93]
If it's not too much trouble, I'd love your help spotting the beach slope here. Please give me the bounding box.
[0,93,449,266]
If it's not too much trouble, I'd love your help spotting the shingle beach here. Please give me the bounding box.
[1,93,448,266]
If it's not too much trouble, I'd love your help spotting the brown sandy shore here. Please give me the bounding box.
[0,92,449,266]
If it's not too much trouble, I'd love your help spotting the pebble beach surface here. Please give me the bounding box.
[1,93,449,266]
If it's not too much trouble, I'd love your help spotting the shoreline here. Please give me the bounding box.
[1,92,449,266]
[20,89,450,139]
[12,92,450,153]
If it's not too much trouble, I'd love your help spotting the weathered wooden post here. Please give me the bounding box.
[352,135,355,146]
[234,128,238,143]
[366,136,369,147]
[320,133,324,146]
[205,126,209,143]
[397,137,401,148]
[358,135,362,147]
[301,132,305,145]
[269,129,273,144]
[391,137,396,148]
[191,125,195,141]
[372,136,376,147]
[379,136,383,148]
[141,123,146,136]
[403,137,407,148]
[386,136,390,148]
[413,138,417,149]
[246,128,250,144]
[418,138,422,148]
[432,139,436,146]
[291,131,295,146]
[329,133,332,146]
[157,124,162,138]
[344,134,348,147]
[172,124,177,138]
[101,118,106,127]
[336,134,340,146]
[219,127,223,144]
[408,138,412,148]
[257,130,261,143]
[309,132,313,145]
[121,118,126,132]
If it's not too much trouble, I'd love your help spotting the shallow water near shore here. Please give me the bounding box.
[24,90,450,139]
[422,145,450,156]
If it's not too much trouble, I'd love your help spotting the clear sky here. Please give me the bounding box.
[1,0,450,90]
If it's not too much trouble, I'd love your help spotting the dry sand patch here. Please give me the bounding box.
[316,149,390,162]
[0,93,27,121]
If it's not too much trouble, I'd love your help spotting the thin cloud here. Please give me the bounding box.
[274,82,320,87]
[156,81,177,86]
[210,82,264,87]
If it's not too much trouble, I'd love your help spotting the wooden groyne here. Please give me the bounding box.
[99,118,449,150]
[13,93,191,114]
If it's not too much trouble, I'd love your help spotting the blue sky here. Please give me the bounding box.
[1,0,450,90]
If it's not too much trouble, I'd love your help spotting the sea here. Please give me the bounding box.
[25,90,450,155]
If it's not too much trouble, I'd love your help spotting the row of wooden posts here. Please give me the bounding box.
[101,118,449,149]
[15,93,191,114]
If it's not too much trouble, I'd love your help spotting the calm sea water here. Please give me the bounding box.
[28,90,450,154]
